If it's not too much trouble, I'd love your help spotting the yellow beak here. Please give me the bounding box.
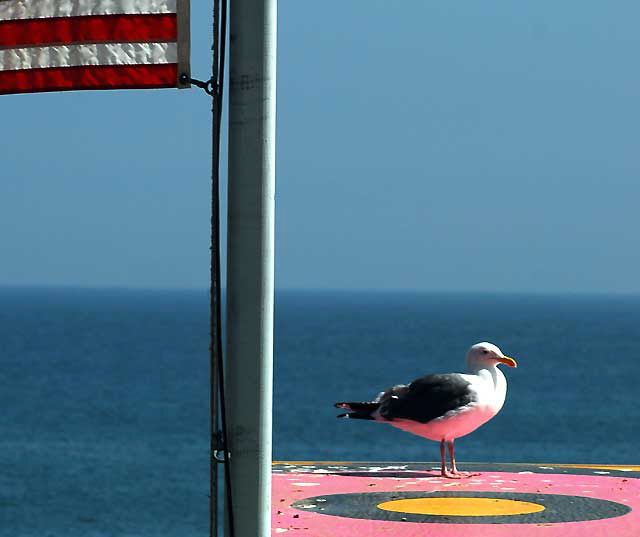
[497,355,517,368]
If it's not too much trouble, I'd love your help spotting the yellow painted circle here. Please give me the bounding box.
[377,497,546,516]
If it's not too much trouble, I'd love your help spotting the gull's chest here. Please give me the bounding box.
[468,369,508,413]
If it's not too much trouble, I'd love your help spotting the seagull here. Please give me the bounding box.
[335,342,517,479]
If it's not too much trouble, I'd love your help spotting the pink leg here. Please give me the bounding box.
[439,439,447,476]
[445,439,480,478]
[439,439,469,479]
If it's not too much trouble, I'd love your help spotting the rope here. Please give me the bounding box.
[210,0,233,534]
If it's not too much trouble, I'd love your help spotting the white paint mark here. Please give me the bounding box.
[367,465,408,471]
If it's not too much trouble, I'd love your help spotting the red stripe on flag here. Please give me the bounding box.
[0,64,178,94]
[0,14,177,48]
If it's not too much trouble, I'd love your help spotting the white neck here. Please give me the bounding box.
[468,362,505,391]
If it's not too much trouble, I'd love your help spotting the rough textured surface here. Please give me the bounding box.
[273,462,640,536]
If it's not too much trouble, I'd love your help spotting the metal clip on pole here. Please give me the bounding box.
[213,430,227,463]
[180,74,216,96]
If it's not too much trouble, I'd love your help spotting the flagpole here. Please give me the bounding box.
[225,0,276,535]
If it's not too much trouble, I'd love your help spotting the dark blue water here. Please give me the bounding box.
[1,287,639,535]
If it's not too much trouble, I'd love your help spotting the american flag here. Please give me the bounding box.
[0,0,190,95]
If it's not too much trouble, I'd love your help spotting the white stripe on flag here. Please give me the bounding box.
[0,0,177,21]
[0,42,177,71]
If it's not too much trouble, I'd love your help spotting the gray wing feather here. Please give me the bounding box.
[377,373,473,423]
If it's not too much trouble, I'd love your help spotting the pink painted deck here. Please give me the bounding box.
[273,462,640,536]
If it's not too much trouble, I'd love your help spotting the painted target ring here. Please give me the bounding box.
[292,491,631,524]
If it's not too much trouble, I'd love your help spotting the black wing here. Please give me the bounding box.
[377,373,473,423]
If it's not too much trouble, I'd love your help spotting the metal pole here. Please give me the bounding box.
[225,0,276,535]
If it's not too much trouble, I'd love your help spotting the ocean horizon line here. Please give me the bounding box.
[2,283,640,300]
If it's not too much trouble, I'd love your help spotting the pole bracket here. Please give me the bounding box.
[180,74,216,96]
[213,430,228,463]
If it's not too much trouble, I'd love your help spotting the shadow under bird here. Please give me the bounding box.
[335,342,517,478]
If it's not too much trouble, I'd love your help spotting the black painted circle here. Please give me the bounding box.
[292,491,631,524]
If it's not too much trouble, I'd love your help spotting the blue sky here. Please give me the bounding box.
[2,1,640,293]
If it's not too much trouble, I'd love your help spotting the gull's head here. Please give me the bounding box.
[466,342,517,370]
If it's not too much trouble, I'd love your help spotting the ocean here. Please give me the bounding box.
[0,287,638,535]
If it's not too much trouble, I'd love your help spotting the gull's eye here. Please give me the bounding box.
[482,349,489,354]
